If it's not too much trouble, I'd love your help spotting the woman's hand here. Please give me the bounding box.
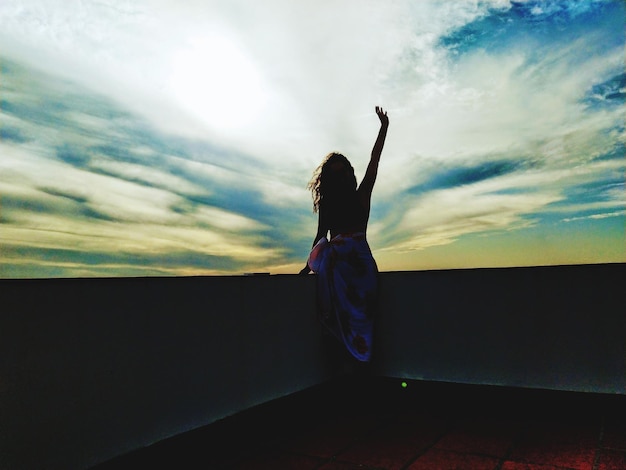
[376,106,389,127]
[299,264,311,275]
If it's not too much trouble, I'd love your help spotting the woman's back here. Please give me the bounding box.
[322,190,369,237]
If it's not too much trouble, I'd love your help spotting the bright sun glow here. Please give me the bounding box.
[169,34,267,131]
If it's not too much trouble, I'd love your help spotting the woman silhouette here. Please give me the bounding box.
[300,106,389,363]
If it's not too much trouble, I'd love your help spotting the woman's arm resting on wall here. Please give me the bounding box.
[300,208,329,274]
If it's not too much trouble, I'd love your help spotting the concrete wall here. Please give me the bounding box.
[372,263,626,394]
[1,263,624,469]
[0,275,331,470]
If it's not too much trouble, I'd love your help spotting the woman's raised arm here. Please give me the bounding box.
[359,106,389,199]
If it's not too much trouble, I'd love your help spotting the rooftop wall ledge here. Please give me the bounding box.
[1,263,624,469]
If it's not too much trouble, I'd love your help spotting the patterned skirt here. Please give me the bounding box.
[308,232,378,362]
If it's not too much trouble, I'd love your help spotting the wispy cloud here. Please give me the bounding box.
[0,0,624,277]
[0,58,289,276]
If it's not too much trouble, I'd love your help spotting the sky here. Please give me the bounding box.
[0,0,624,278]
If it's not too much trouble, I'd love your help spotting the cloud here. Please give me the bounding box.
[377,172,563,252]
[373,148,624,253]
[584,73,626,109]
[563,211,626,223]
[0,244,250,278]
[0,0,623,277]
[407,159,528,194]
[0,58,283,275]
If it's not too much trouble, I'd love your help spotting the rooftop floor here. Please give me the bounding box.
[92,376,626,470]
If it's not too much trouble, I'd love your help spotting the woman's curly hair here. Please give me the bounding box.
[307,152,357,213]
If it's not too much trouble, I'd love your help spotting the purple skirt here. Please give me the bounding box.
[308,232,378,362]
